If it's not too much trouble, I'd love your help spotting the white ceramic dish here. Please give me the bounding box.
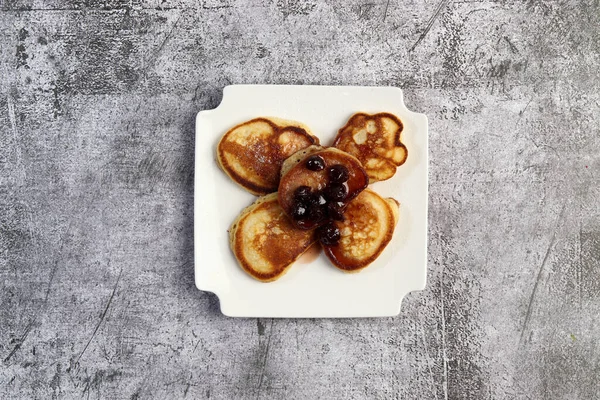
[195,85,428,317]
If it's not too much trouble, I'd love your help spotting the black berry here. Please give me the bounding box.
[316,193,327,206]
[317,222,341,246]
[294,185,312,200]
[309,206,325,223]
[291,202,308,220]
[326,202,345,221]
[328,165,349,184]
[306,155,325,171]
[325,183,348,201]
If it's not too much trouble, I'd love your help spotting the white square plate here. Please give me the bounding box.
[195,85,428,317]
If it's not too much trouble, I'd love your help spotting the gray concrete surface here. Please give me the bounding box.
[1,0,599,399]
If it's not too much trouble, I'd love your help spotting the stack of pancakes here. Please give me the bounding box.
[217,113,407,282]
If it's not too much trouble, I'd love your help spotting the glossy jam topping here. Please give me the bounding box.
[278,149,369,232]
[288,160,354,242]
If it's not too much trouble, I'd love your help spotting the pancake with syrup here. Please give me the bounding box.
[333,112,407,182]
[217,117,319,195]
[323,189,399,272]
[229,193,317,282]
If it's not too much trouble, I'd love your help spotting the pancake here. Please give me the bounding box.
[323,189,399,272]
[218,117,319,195]
[229,193,317,282]
[333,112,407,181]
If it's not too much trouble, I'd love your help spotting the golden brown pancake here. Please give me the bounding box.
[323,189,399,272]
[333,113,407,182]
[229,193,317,282]
[218,117,319,195]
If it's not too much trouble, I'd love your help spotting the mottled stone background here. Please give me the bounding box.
[1,0,599,399]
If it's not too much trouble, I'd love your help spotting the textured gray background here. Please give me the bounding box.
[1,0,599,399]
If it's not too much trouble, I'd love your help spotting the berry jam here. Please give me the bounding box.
[287,157,354,238]
[283,150,368,234]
